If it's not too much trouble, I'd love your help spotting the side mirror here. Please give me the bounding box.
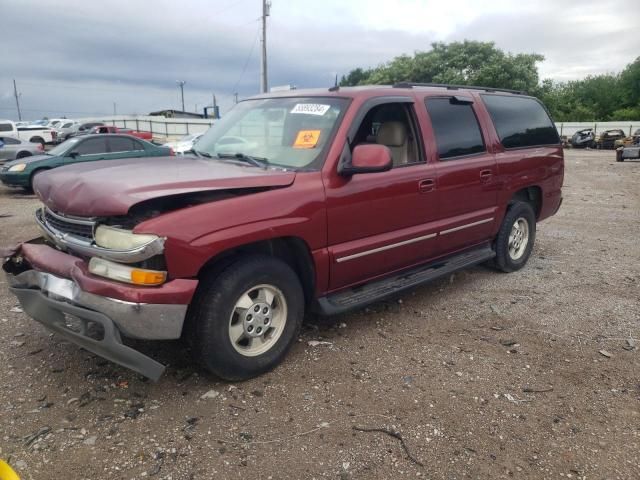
[339,144,392,176]
[68,151,79,159]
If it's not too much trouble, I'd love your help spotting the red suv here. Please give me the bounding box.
[3,84,563,381]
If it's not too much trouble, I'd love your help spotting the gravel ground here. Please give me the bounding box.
[0,149,638,480]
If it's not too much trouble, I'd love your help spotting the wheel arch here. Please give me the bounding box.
[509,186,542,219]
[196,236,316,306]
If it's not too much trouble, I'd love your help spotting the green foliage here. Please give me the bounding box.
[340,44,640,121]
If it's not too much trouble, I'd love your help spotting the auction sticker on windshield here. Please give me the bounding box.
[293,130,321,148]
[290,104,330,116]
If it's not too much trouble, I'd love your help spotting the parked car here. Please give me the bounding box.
[2,85,563,381]
[47,118,70,128]
[86,125,153,141]
[614,128,640,148]
[0,134,172,190]
[616,133,640,161]
[68,122,105,138]
[570,128,596,148]
[53,120,79,142]
[163,133,204,154]
[594,129,625,149]
[0,120,57,146]
[0,136,43,164]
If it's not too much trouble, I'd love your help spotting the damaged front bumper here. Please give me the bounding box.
[3,241,198,381]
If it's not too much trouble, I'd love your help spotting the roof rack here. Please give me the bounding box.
[392,82,526,95]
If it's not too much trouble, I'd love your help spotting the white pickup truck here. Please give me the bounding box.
[0,120,57,146]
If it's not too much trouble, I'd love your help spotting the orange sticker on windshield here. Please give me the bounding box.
[293,130,321,149]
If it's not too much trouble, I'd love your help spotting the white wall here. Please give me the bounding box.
[76,115,215,141]
[75,115,640,141]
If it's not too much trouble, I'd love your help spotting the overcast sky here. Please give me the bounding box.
[1,0,638,120]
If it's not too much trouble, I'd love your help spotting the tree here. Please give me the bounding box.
[339,42,640,121]
[340,41,543,93]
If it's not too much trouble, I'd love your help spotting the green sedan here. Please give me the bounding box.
[0,134,173,190]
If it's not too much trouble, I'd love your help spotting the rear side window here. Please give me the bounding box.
[109,136,142,152]
[481,94,559,149]
[425,98,485,160]
[0,123,14,132]
[0,137,20,145]
[74,138,107,155]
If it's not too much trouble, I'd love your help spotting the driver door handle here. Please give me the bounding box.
[418,178,435,193]
[480,169,493,182]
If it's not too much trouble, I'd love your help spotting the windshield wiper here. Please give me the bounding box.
[216,152,269,168]
[186,149,212,158]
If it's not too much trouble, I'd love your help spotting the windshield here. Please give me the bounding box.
[47,137,81,156]
[195,96,348,170]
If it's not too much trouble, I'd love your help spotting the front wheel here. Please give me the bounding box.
[190,255,304,381]
[493,201,536,273]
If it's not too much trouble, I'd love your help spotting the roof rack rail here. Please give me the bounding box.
[392,82,526,95]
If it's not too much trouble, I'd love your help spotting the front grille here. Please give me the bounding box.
[44,209,95,240]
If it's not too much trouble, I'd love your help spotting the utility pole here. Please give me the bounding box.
[176,80,186,111]
[113,102,117,115]
[13,79,22,121]
[234,92,239,104]
[260,0,271,93]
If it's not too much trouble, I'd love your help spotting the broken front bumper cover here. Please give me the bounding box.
[3,242,197,381]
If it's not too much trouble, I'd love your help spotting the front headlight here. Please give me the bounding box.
[89,257,166,286]
[8,163,26,172]
[94,225,159,250]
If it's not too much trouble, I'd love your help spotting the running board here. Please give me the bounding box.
[314,245,495,316]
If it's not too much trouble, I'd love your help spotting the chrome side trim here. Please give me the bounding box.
[7,269,187,340]
[336,233,437,263]
[36,208,164,264]
[439,217,494,235]
[335,217,495,263]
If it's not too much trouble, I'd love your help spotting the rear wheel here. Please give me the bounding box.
[190,255,304,381]
[492,201,536,273]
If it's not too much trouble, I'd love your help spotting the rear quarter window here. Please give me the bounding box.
[0,123,14,132]
[481,94,560,149]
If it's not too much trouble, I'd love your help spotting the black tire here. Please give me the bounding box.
[190,255,304,381]
[16,151,32,159]
[492,201,536,273]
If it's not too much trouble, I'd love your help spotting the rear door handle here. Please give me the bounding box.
[480,169,493,182]
[418,178,435,193]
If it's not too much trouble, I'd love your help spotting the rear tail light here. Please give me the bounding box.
[169,147,175,156]
[37,144,44,151]
[51,130,57,139]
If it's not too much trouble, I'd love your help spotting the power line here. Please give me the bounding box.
[231,25,261,97]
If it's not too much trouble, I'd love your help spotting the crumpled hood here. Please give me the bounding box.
[34,156,296,216]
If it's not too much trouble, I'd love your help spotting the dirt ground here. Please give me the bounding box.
[0,149,638,480]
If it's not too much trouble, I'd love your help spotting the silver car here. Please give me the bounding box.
[54,120,79,143]
[0,136,43,164]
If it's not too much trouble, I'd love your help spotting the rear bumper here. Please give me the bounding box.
[3,241,198,380]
